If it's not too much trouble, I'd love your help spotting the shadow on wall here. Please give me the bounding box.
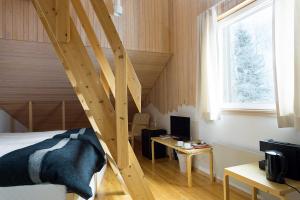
[0,110,27,133]
[143,103,300,200]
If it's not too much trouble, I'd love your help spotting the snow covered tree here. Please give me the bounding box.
[231,27,271,103]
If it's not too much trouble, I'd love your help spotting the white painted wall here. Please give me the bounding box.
[143,104,300,199]
[0,110,26,133]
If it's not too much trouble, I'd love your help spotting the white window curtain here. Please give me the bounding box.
[273,0,300,129]
[196,7,222,121]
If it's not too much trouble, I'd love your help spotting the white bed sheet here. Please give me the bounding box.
[0,130,65,157]
[0,131,106,200]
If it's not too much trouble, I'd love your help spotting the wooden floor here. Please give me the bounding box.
[97,144,251,200]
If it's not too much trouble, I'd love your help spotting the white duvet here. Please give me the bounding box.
[0,131,106,200]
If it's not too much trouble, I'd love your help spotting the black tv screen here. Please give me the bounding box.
[170,116,190,140]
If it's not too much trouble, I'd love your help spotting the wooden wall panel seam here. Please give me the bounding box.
[0,0,170,53]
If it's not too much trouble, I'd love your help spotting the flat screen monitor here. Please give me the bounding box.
[170,116,190,140]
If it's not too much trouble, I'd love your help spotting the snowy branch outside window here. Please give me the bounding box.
[218,0,275,110]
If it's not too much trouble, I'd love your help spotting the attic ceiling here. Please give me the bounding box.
[0,39,171,102]
[0,0,171,131]
[0,39,171,130]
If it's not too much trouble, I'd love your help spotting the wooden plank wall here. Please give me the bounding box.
[145,0,208,113]
[145,0,248,113]
[0,0,170,53]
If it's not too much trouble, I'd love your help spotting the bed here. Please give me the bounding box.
[0,130,107,200]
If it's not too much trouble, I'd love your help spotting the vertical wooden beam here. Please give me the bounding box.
[55,0,70,42]
[115,53,129,168]
[28,101,33,132]
[62,101,66,130]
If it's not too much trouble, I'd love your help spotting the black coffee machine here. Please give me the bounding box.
[259,139,300,183]
[265,150,287,183]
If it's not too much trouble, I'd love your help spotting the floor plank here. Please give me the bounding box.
[97,144,251,200]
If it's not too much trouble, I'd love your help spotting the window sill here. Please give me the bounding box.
[222,108,276,117]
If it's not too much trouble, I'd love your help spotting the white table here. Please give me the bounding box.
[224,163,300,200]
[151,137,214,187]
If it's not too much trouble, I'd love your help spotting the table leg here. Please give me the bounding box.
[151,140,155,164]
[209,150,214,183]
[224,174,230,200]
[66,193,75,200]
[169,149,173,160]
[252,187,257,200]
[186,154,192,187]
[131,136,135,150]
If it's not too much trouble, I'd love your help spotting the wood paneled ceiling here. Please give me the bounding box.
[0,0,171,131]
[0,39,171,131]
[0,39,171,102]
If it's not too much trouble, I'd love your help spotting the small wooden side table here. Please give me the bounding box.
[151,137,214,187]
[224,163,300,200]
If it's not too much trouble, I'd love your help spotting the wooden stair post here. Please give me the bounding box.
[31,0,155,199]
[28,101,33,132]
[62,101,66,130]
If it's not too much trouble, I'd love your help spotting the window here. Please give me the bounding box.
[218,0,275,110]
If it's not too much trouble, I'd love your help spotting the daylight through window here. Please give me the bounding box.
[218,0,275,110]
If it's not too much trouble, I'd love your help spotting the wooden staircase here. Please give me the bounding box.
[31,0,154,199]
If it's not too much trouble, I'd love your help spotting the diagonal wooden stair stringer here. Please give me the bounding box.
[31,0,155,199]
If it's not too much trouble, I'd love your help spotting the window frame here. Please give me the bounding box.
[217,0,276,113]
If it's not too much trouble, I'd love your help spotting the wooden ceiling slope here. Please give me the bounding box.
[0,39,171,101]
[0,39,170,131]
[0,0,172,131]
[0,0,170,53]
